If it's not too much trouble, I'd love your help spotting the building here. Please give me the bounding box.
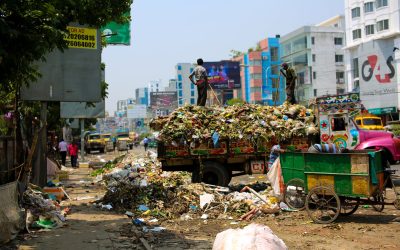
[176,63,196,106]
[344,0,399,120]
[135,87,149,106]
[149,80,161,93]
[280,16,346,105]
[165,79,177,92]
[116,99,128,114]
[233,37,284,105]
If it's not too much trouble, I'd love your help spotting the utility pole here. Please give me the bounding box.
[80,119,85,161]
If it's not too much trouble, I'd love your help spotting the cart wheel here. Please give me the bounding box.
[340,198,359,216]
[305,186,340,224]
[284,178,306,210]
[394,199,400,210]
[372,191,385,212]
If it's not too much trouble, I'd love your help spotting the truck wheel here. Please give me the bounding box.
[202,161,231,187]
[100,148,104,154]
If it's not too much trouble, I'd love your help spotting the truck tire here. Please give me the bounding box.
[202,161,231,187]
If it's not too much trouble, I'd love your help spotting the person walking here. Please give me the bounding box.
[68,141,79,168]
[58,139,68,166]
[143,137,149,151]
[280,63,297,104]
[189,58,209,106]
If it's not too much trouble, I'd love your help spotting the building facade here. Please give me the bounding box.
[176,63,197,106]
[280,16,346,105]
[135,87,149,106]
[233,37,284,105]
[344,0,399,119]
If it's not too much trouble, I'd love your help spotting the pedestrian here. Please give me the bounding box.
[58,139,68,166]
[143,137,149,151]
[68,141,79,168]
[189,58,209,106]
[280,63,297,104]
[268,138,285,170]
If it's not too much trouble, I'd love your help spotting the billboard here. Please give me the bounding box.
[127,104,147,119]
[358,39,398,110]
[203,61,241,89]
[150,91,178,108]
[21,24,102,102]
[60,101,105,118]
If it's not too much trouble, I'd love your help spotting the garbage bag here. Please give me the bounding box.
[212,223,287,250]
[266,157,284,196]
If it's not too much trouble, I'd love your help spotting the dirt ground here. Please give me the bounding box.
[5,148,400,250]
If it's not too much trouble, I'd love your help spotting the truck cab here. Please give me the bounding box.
[354,113,384,130]
[84,133,105,154]
[317,93,400,164]
[116,132,133,150]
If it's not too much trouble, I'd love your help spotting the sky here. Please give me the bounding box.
[103,0,345,114]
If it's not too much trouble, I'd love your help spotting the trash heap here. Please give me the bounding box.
[150,103,317,144]
[23,185,69,230]
[97,154,291,221]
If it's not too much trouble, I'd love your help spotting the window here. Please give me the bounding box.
[334,37,343,45]
[356,119,362,125]
[271,65,279,75]
[178,90,183,97]
[190,98,195,104]
[191,90,195,96]
[337,89,345,95]
[178,74,182,81]
[314,89,317,97]
[335,54,344,63]
[179,99,183,105]
[351,7,361,18]
[376,0,388,8]
[336,72,344,83]
[177,65,182,70]
[270,47,279,61]
[297,72,305,84]
[377,19,389,31]
[311,37,315,45]
[313,71,316,79]
[250,73,262,79]
[272,78,280,88]
[249,60,262,66]
[190,68,194,73]
[352,29,362,40]
[331,117,346,131]
[365,24,375,35]
[353,58,359,78]
[312,54,316,62]
[364,2,374,13]
[190,83,194,89]
[178,82,182,89]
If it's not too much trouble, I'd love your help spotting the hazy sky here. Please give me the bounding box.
[103,0,345,114]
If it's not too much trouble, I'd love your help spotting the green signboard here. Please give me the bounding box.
[368,107,397,115]
[101,13,131,45]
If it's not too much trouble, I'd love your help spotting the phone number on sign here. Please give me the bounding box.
[66,40,96,48]
[65,34,96,41]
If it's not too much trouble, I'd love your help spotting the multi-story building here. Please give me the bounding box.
[165,79,177,92]
[280,16,346,105]
[176,63,197,106]
[135,87,149,106]
[233,37,284,105]
[344,0,399,120]
[149,80,161,93]
[116,99,128,113]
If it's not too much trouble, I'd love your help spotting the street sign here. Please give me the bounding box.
[368,107,397,115]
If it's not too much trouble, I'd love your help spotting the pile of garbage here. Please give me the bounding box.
[22,185,69,230]
[150,103,317,144]
[97,154,291,221]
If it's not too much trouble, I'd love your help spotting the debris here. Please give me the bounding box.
[139,237,152,250]
[212,223,288,250]
[138,205,149,212]
[200,193,215,209]
[101,204,113,210]
[201,214,209,220]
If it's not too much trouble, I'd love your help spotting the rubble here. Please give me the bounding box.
[150,103,317,144]
[95,153,287,221]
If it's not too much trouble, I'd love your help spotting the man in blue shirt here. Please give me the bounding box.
[143,137,149,151]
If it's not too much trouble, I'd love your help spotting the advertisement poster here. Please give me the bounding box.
[150,91,178,108]
[203,61,241,89]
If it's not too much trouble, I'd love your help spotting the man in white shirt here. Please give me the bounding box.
[58,139,68,166]
[189,58,209,106]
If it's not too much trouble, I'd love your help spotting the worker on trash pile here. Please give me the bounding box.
[280,63,297,104]
[189,58,209,106]
[268,138,285,169]
[308,143,349,153]
[68,141,79,168]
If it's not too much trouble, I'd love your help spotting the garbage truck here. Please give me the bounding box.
[156,93,400,186]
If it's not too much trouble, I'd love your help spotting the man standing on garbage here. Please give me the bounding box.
[58,139,68,166]
[280,63,297,104]
[189,58,209,106]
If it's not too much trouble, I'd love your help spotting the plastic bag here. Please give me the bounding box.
[212,224,287,250]
[266,157,284,196]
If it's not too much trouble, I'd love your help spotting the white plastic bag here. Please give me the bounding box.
[212,224,287,250]
[266,157,284,196]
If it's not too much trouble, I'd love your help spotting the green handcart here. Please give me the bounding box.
[281,150,399,223]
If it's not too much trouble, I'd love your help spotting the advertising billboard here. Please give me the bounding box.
[358,39,398,110]
[203,61,241,89]
[150,91,178,108]
[127,104,147,119]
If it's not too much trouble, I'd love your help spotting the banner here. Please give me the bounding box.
[150,91,178,108]
[101,12,131,45]
[203,61,241,89]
